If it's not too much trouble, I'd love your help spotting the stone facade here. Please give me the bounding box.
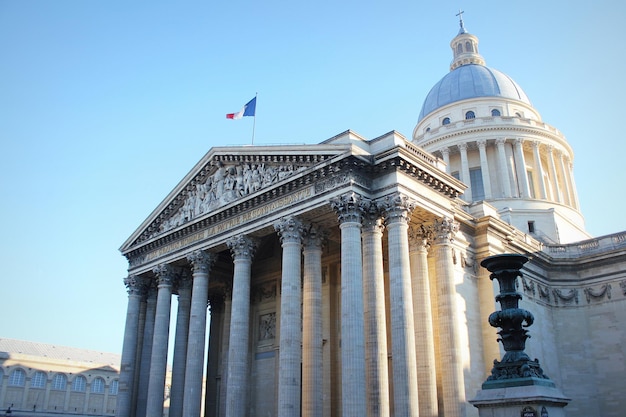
[116,20,626,417]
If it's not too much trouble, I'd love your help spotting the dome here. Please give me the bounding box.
[417,64,532,121]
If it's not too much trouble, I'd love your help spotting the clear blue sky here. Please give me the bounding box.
[1,1,625,355]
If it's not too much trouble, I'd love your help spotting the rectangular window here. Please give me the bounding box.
[469,167,485,201]
[528,221,535,234]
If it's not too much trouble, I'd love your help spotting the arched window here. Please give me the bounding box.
[91,377,105,394]
[109,379,119,395]
[425,127,431,133]
[72,375,86,392]
[456,43,463,54]
[465,111,476,119]
[9,369,25,386]
[442,117,451,125]
[52,374,67,390]
[515,112,522,118]
[465,41,474,52]
[31,371,47,388]
[491,109,501,117]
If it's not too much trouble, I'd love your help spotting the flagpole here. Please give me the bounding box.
[251,92,257,145]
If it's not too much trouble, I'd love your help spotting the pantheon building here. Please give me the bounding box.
[116,19,626,417]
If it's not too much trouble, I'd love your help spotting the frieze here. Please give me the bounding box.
[538,284,550,302]
[521,276,536,296]
[552,288,579,305]
[584,284,611,303]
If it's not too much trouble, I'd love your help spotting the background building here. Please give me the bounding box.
[0,338,120,416]
[116,20,626,417]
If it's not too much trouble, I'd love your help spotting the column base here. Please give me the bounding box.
[470,384,570,417]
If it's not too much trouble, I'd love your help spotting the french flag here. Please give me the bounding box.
[226,97,256,119]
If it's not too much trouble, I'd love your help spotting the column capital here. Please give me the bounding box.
[361,197,384,232]
[302,223,327,249]
[476,139,487,148]
[274,216,305,245]
[227,234,258,260]
[408,224,432,252]
[440,147,450,156]
[377,193,416,226]
[433,217,460,245]
[495,137,507,146]
[186,250,217,274]
[514,137,525,146]
[152,264,176,288]
[457,142,468,152]
[330,192,364,224]
[531,140,541,150]
[123,275,145,296]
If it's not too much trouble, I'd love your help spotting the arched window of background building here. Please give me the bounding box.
[31,371,47,388]
[515,112,522,118]
[109,379,119,395]
[466,41,474,52]
[442,117,450,125]
[72,375,86,392]
[456,43,463,54]
[9,369,25,386]
[465,111,476,119]
[91,377,105,394]
[52,374,67,390]
[491,109,501,116]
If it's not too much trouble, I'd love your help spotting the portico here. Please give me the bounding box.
[116,130,470,417]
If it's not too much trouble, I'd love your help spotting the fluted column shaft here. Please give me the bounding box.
[361,204,390,417]
[476,140,492,199]
[183,250,217,417]
[546,146,562,203]
[557,151,573,206]
[381,194,419,417]
[433,218,466,417]
[136,285,157,417]
[275,217,304,417]
[116,276,144,417]
[223,236,256,417]
[495,139,512,197]
[458,143,472,202]
[146,265,175,417]
[302,224,324,417]
[218,292,232,417]
[513,139,530,198]
[441,147,450,173]
[331,193,367,417]
[169,273,192,417]
[408,227,438,417]
[531,141,547,199]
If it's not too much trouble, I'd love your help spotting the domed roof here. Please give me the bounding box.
[417,64,532,121]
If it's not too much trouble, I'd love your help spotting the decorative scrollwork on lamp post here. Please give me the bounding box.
[480,254,553,387]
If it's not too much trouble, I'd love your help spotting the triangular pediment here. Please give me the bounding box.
[120,140,366,254]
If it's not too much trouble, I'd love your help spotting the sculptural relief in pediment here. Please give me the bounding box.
[154,161,307,238]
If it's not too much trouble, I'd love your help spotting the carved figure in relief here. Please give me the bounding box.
[259,312,276,341]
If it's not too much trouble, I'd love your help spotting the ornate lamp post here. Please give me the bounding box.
[480,254,553,388]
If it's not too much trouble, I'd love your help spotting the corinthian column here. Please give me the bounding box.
[379,193,419,417]
[116,275,145,417]
[458,143,472,202]
[183,250,217,417]
[330,192,367,417]
[408,226,438,417]
[224,235,257,417]
[432,218,466,417]
[146,264,175,417]
[361,201,390,417]
[513,138,530,198]
[169,271,192,417]
[495,139,512,198]
[274,217,304,417]
[476,139,492,199]
[136,282,157,417]
[531,141,547,199]
[302,223,325,417]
